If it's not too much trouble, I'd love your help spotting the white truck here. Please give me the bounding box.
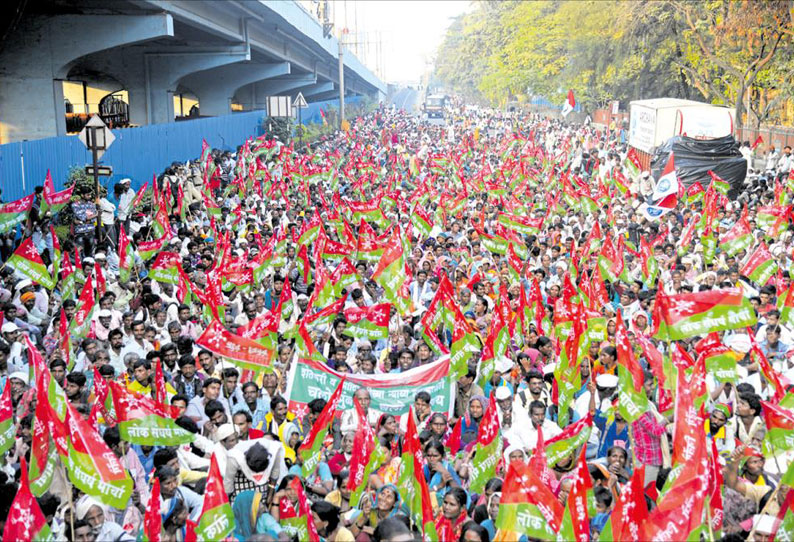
[628,98,735,169]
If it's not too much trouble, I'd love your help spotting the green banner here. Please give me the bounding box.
[286,357,453,418]
[119,414,196,447]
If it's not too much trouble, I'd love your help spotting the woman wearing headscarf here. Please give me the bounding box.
[461,395,486,447]
[365,484,403,533]
[423,440,461,502]
[232,489,283,540]
[279,421,302,469]
[75,495,135,542]
[161,498,189,542]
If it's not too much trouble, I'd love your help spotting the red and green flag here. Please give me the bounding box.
[686,181,705,205]
[2,458,53,542]
[6,237,55,290]
[109,381,195,446]
[196,319,274,372]
[117,223,135,283]
[398,408,438,539]
[42,170,75,215]
[652,287,757,341]
[497,212,540,235]
[355,219,384,262]
[639,237,658,287]
[347,397,389,506]
[194,453,235,541]
[615,312,649,422]
[756,205,790,234]
[297,210,322,246]
[495,460,564,540]
[779,280,794,329]
[557,447,592,542]
[280,477,321,542]
[411,204,434,238]
[138,234,169,262]
[610,465,649,541]
[149,251,182,285]
[597,235,624,283]
[762,400,794,451]
[468,393,502,493]
[65,401,133,509]
[299,377,345,478]
[719,215,753,256]
[708,170,730,195]
[371,229,412,314]
[29,387,57,496]
[151,200,171,240]
[545,414,592,466]
[342,303,390,341]
[449,317,480,382]
[0,194,34,234]
[70,278,96,339]
[0,384,15,457]
[741,242,777,286]
[624,148,642,178]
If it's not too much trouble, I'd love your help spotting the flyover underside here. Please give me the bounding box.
[0,0,384,143]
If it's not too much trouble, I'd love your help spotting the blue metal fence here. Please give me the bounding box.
[0,96,361,201]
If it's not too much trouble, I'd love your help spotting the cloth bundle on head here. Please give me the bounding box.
[75,495,107,522]
[712,403,732,419]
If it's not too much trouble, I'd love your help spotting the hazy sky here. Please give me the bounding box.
[331,1,472,83]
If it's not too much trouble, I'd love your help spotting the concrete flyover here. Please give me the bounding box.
[0,0,386,143]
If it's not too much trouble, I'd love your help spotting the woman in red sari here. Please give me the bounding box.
[435,486,469,540]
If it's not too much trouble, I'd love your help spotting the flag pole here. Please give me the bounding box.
[61,459,76,542]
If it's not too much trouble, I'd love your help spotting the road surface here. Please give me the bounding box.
[389,87,419,115]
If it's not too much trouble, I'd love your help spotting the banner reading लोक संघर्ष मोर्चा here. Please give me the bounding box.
[285,356,454,419]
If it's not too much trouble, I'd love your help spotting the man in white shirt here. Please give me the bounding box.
[120,320,153,360]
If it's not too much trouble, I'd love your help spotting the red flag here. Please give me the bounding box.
[346,397,377,493]
[566,447,592,541]
[445,416,462,456]
[289,477,321,542]
[2,458,52,542]
[752,135,764,150]
[612,465,648,541]
[144,478,163,542]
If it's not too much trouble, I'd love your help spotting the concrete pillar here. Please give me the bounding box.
[144,45,251,124]
[0,14,173,143]
[181,62,290,117]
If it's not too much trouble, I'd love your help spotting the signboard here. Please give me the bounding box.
[293,92,308,108]
[267,96,292,118]
[78,115,115,159]
[629,103,657,153]
[85,165,113,177]
[611,100,620,115]
[285,356,454,419]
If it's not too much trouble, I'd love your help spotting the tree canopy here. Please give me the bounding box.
[434,0,793,131]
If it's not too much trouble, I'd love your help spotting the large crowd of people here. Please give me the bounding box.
[0,100,793,542]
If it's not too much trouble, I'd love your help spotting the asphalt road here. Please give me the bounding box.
[389,87,446,125]
[389,87,419,114]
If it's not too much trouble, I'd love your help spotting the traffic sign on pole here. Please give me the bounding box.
[294,92,308,109]
[78,115,115,246]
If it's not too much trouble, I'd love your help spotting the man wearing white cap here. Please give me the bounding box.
[1,322,27,374]
[115,178,135,231]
